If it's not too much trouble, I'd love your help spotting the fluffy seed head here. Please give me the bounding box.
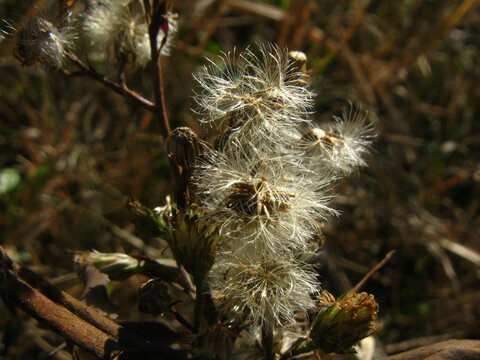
[83,1,177,66]
[194,44,314,146]
[15,16,75,68]
[210,253,320,328]
[193,44,374,334]
[299,104,374,175]
[82,1,122,52]
[196,140,336,254]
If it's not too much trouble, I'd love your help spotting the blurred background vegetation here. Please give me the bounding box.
[0,0,479,358]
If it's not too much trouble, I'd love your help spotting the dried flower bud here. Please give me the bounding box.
[303,291,379,354]
[165,127,210,170]
[288,50,308,86]
[138,278,171,316]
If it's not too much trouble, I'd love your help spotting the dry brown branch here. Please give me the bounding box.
[1,246,127,340]
[66,53,156,115]
[0,247,120,359]
[0,245,179,359]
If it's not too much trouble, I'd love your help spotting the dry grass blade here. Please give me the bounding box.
[439,238,480,266]
[226,0,285,21]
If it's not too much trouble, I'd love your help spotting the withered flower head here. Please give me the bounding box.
[165,127,211,170]
[138,278,171,316]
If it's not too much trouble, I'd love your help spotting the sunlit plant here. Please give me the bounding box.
[1,1,379,359]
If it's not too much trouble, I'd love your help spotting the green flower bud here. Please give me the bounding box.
[75,250,145,282]
[309,291,379,354]
[290,290,379,356]
[126,197,172,237]
[165,205,221,284]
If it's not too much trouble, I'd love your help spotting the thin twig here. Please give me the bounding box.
[178,264,195,292]
[146,4,172,139]
[66,52,156,114]
[45,341,69,360]
[169,304,195,332]
[350,250,395,294]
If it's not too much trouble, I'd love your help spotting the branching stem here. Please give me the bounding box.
[66,52,157,116]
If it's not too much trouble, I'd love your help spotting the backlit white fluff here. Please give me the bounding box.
[210,252,319,328]
[196,140,336,254]
[194,44,314,146]
[299,104,374,175]
[194,44,373,331]
[83,0,177,66]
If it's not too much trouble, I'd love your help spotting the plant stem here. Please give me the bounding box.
[262,324,275,360]
[193,279,204,333]
[282,338,315,359]
[66,52,156,115]
[147,6,172,139]
[169,305,195,332]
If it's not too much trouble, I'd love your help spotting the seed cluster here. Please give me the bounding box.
[194,44,373,329]
[225,178,294,219]
[9,0,178,69]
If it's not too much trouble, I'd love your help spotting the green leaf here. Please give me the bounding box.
[0,168,21,194]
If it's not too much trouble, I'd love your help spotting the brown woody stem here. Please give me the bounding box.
[0,250,119,359]
[147,11,171,138]
[66,53,156,117]
[0,246,149,358]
